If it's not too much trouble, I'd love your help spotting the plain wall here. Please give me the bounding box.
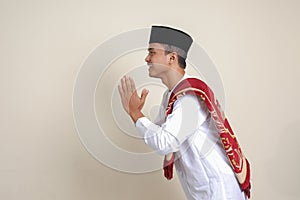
[1,0,299,199]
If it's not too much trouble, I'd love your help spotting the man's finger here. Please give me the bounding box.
[140,88,149,103]
[118,84,124,97]
[121,76,127,93]
[124,76,132,94]
[129,77,136,92]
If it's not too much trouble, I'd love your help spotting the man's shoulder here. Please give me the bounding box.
[173,92,200,107]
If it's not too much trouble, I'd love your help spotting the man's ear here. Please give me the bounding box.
[168,52,178,64]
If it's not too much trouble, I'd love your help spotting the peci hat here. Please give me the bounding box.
[149,25,193,57]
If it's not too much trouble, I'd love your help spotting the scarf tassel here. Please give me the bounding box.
[163,154,175,180]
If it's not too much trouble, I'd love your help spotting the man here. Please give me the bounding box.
[118,25,250,199]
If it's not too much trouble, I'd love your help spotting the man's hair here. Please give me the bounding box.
[161,44,187,69]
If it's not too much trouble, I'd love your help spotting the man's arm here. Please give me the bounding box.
[135,94,208,155]
[129,110,144,123]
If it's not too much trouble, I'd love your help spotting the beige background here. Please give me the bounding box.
[1,0,299,199]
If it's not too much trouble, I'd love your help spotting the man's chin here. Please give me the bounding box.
[148,69,154,77]
[148,68,161,78]
[148,71,158,78]
[148,73,155,78]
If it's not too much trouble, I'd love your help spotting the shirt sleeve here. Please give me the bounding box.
[135,94,209,155]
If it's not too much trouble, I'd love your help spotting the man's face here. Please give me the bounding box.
[145,43,170,78]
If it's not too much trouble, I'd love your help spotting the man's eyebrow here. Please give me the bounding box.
[147,48,154,51]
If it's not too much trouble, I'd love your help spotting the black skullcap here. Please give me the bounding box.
[149,25,193,54]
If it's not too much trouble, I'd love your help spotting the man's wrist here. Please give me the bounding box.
[129,110,144,123]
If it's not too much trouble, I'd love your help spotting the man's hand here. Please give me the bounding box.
[118,76,149,123]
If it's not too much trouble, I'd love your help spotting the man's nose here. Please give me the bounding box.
[145,54,150,63]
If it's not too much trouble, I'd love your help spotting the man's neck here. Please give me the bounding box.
[161,69,185,91]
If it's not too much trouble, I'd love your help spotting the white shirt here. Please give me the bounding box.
[136,75,247,200]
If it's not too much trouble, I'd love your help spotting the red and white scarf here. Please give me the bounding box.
[163,78,251,198]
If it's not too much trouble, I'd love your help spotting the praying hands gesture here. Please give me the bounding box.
[118,76,149,123]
